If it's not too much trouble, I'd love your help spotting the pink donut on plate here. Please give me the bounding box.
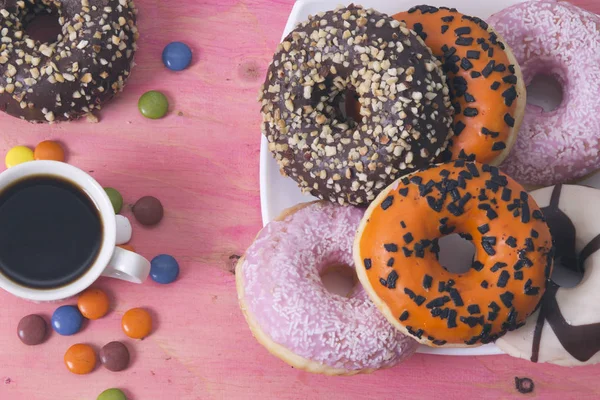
[488,0,600,186]
[235,202,417,375]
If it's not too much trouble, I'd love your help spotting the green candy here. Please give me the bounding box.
[138,90,169,119]
[97,388,127,400]
[104,187,124,214]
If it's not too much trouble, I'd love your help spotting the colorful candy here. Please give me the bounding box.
[5,145,34,168]
[51,305,84,336]
[104,188,123,214]
[99,341,130,371]
[77,288,110,320]
[150,254,179,284]
[34,140,65,162]
[17,314,47,345]
[118,244,135,252]
[138,91,169,119]
[97,388,127,400]
[115,215,133,245]
[162,41,193,71]
[64,343,97,374]
[121,308,152,339]
[132,196,163,226]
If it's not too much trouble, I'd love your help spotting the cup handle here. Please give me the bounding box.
[101,247,151,283]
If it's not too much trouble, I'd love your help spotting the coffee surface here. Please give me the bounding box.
[0,175,102,289]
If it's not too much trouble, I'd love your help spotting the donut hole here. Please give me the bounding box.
[22,2,62,44]
[437,234,476,275]
[551,256,584,288]
[526,74,564,112]
[341,90,362,123]
[320,264,359,297]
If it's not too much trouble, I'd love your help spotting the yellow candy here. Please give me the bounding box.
[5,146,34,168]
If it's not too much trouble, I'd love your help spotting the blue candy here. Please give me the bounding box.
[162,42,192,71]
[51,305,84,336]
[150,254,179,284]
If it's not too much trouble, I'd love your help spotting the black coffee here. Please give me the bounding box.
[0,175,102,289]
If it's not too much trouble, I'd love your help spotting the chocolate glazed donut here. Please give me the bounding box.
[260,5,454,206]
[0,0,138,122]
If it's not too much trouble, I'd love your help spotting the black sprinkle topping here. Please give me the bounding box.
[454,27,471,35]
[386,270,399,289]
[441,25,449,34]
[470,71,482,78]
[506,236,517,248]
[467,304,481,315]
[504,113,515,127]
[500,291,514,308]
[490,81,501,90]
[477,224,490,234]
[384,243,398,252]
[442,15,455,22]
[482,60,495,77]
[501,187,512,202]
[399,187,409,197]
[402,247,413,257]
[387,258,395,267]
[403,233,414,244]
[447,309,458,328]
[381,196,394,210]
[456,37,474,46]
[472,261,484,272]
[460,315,484,327]
[460,58,473,71]
[466,163,480,177]
[364,259,372,270]
[464,107,478,117]
[497,270,510,288]
[492,142,506,151]
[449,288,464,307]
[531,229,539,238]
[490,262,508,272]
[464,92,476,103]
[401,221,406,228]
[423,274,433,290]
[502,86,518,107]
[481,127,499,138]
[514,270,524,280]
[466,50,480,59]
[454,121,466,135]
[399,311,409,321]
[503,75,518,84]
[426,296,450,309]
[414,295,426,306]
[481,280,489,288]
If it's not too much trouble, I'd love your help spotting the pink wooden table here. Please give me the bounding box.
[0,0,598,398]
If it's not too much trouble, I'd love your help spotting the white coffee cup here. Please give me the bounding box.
[0,160,150,301]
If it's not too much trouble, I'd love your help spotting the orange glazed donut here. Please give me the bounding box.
[354,161,554,347]
[393,6,526,165]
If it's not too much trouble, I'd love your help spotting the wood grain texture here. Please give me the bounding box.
[0,0,597,399]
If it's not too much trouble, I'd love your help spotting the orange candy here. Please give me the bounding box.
[118,244,135,252]
[77,288,110,320]
[64,343,97,374]
[121,308,152,339]
[34,140,65,162]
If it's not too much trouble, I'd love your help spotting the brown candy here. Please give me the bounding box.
[99,341,130,371]
[17,314,47,345]
[132,196,163,226]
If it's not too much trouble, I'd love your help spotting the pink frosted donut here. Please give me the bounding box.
[235,202,417,375]
[488,1,600,185]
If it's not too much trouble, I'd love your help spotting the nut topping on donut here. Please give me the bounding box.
[260,5,454,206]
[0,0,138,122]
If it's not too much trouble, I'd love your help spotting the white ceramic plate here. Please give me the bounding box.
[258,0,592,356]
